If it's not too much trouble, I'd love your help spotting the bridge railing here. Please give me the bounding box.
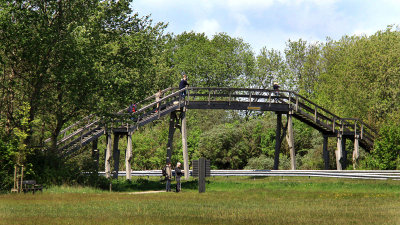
[43,114,101,149]
[288,92,376,135]
[45,87,180,152]
[46,86,377,153]
[186,87,292,104]
[186,87,377,146]
[283,92,377,145]
[110,87,187,129]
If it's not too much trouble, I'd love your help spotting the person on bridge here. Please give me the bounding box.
[164,162,172,192]
[155,89,162,112]
[273,82,280,91]
[273,82,280,102]
[179,74,189,98]
[175,162,184,192]
[127,103,137,121]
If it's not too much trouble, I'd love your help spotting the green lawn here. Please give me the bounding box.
[1,177,400,225]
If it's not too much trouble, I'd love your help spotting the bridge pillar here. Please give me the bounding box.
[336,134,342,170]
[126,133,133,180]
[181,109,189,180]
[286,113,296,170]
[166,111,178,163]
[113,134,120,179]
[274,113,282,170]
[105,133,112,178]
[342,137,347,169]
[322,136,329,170]
[336,134,347,170]
[353,134,359,169]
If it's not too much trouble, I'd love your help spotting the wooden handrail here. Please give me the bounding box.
[51,86,377,155]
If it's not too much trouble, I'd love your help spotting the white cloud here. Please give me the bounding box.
[224,0,275,11]
[132,0,400,53]
[195,19,221,37]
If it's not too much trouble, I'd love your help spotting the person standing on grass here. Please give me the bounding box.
[179,74,189,98]
[175,162,184,192]
[165,162,172,192]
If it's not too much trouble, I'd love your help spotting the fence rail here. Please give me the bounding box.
[98,170,400,180]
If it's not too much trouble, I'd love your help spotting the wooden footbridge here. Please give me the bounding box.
[45,87,377,180]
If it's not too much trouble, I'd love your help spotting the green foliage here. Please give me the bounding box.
[244,155,274,170]
[315,27,400,126]
[252,48,288,89]
[0,140,15,191]
[284,39,323,95]
[368,125,400,169]
[132,127,167,170]
[198,116,277,169]
[169,32,255,87]
[297,148,324,170]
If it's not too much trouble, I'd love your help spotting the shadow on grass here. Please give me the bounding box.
[109,178,199,192]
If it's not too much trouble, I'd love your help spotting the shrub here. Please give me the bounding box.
[245,155,274,170]
[367,125,400,170]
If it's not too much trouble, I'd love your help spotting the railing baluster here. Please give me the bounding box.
[208,89,211,105]
[314,106,317,123]
[229,90,231,105]
[361,124,364,139]
[249,91,252,106]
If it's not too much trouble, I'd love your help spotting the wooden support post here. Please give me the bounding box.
[20,165,24,193]
[92,139,99,171]
[336,134,343,170]
[113,134,120,179]
[342,137,347,169]
[323,136,329,170]
[166,112,177,163]
[12,165,19,193]
[181,110,189,180]
[353,134,360,169]
[13,165,17,191]
[126,133,133,180]
[274,113,282,170]
[105,133,112,178]
[286,113,296,170]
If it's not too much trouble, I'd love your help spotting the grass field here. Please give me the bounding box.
[1,176,400,225]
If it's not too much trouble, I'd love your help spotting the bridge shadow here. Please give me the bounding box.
[107,177,199,192]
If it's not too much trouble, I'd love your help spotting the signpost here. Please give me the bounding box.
[192,158,210,193]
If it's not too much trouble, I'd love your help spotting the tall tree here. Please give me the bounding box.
[315,27,400,128]
[0,0,170,151]
[252,47,288,89]
[284,39,323,96]
[169,32,255,87]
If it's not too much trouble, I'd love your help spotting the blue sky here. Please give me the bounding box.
[131,0,400,53]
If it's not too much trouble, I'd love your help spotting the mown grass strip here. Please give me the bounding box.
[1,177,400,225]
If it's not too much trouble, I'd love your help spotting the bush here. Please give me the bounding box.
[244,154,291,170]
[367,125,400,170]
[245,155,274,170]
[298,148,324,170]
